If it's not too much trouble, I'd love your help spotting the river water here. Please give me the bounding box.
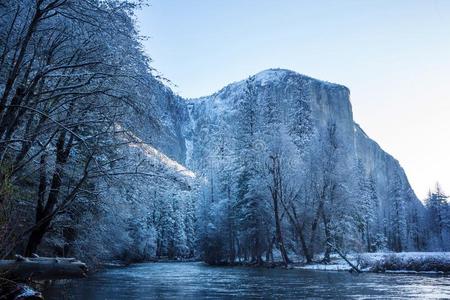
[43,262,450,299]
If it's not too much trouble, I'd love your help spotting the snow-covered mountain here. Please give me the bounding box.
[94,68,425,262]
[148,68,418,205]
[182,69,419,207]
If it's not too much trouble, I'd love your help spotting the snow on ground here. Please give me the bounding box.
[294,253,353,271]
[299,260,353,271]
[295,252,450,273]
[358,252,450,265]
[358,252,450,273]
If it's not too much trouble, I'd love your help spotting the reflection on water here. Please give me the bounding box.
[43,262,450,299]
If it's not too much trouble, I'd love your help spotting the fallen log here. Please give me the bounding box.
[327,242,362,273]
[0,255,88,281]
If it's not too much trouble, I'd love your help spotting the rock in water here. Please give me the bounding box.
[0,281,43,300]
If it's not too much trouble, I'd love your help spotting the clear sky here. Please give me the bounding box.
[135,0,450,200]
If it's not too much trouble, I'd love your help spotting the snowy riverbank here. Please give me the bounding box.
[99,252,450,275]
[297,252,450,274]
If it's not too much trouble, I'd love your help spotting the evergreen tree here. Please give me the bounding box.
[425,183,449,250]
[234,77,267,263]
[388,173,407,252]
[354,160,377,251]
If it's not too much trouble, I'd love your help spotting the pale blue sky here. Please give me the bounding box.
[136,0,450,199]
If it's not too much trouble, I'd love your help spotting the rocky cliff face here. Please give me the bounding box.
[121,76,189,163]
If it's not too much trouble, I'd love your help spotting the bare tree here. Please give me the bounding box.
[266,154,290,266]
[0,0,156,257]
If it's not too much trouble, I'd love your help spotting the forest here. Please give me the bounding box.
[0,0,449,273]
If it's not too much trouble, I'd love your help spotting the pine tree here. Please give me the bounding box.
[354,160,377,252]
[388,173,407,252]
[234,77,266,263]
[425,183,449,249]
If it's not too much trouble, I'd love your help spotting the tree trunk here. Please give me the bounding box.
[309,191,326,259]
[274,202,290,266]
[322,210,332,263]
[25,131,73,256]
[279,194,312,263]
[24,222,50,257]
[297,225,313,263]
[269,155,290,267]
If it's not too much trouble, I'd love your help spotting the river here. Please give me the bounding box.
[43,262,450,299]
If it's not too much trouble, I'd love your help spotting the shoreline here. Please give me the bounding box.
[93,252,450,275]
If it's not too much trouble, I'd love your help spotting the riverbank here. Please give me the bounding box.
[124,252,450,274]
[296,252,450,274]
[67,252,450,276]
